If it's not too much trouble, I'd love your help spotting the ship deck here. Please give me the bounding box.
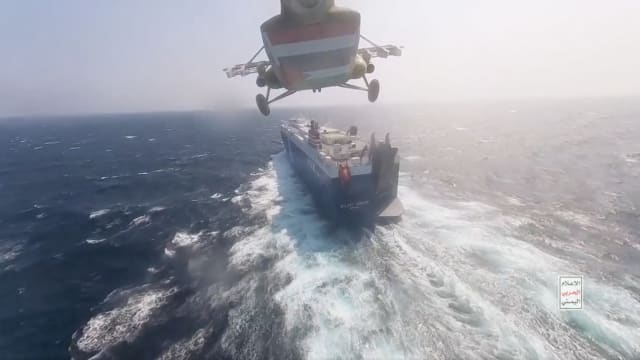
[282,118,372,173]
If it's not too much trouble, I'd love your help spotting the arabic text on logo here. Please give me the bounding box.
[559,275,583,310]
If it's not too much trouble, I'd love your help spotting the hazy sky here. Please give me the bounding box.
[1,0,639,116]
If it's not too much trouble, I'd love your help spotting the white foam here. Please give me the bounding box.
[152,168,178,174]
[171,232,202,248]
[273,249,408,360]
[89,209,110,219]
[129,215,150,227]
[386,185,640,358]
[149,206,166,213]
[225,154,410,358]
[76,288,175,354]
[124,135,137,140]
[506,196,525,206]
[86,238,106,245]
[158,328,209,360]
[220,153,640,359]
[230,195,243,204]
[0,243,22,265]
[555,210,599,229]
[210,193,223,200]
[110,175,124,179]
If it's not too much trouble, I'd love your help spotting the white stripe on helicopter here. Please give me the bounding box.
[266,34,358,58]
[303,65,353,80]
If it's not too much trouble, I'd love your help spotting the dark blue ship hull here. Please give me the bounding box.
[281,128,400,225]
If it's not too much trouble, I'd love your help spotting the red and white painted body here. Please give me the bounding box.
[223,0,402,116]
[261,1,364,90]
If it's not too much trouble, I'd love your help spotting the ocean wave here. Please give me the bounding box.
[89,209,110,219]
[0,243,23,266]
[217,153,640,359]
[73,287,177,356]
[129,215,150,227]
[171,232,203,248]
[158,328,210,360]
[85,238,106,245]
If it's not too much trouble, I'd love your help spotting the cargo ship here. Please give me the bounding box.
[281,117,403,225]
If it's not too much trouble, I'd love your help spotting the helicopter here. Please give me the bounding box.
[224,0,402,116]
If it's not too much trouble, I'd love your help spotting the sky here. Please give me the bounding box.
[1,0,639,117]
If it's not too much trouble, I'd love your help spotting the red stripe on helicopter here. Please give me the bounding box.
[267,21,359,46]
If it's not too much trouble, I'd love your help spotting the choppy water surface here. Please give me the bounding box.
[1,100,639,359]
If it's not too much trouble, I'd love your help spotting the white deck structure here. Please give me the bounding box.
[281,118,373,178]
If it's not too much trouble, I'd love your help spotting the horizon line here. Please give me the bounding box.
[2,95,639,121]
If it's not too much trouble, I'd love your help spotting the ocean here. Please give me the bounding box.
[1,100,639,360]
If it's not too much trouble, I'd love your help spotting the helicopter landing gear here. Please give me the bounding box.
[256,94,270,116]
[365,78,380,103]
[256,87,297,116]
[337,75,381,103]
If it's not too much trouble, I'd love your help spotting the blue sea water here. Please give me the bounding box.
[1,101,639,359]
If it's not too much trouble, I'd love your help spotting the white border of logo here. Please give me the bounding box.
[559,275,583,310]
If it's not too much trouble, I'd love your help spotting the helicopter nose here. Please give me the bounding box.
[282,0,333,21]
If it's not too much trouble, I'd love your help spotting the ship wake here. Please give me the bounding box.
[226,152,640,359]
[72,152,640,360]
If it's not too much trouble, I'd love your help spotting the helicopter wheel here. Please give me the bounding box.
[256,94,270,116]
[368,79,380,103]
